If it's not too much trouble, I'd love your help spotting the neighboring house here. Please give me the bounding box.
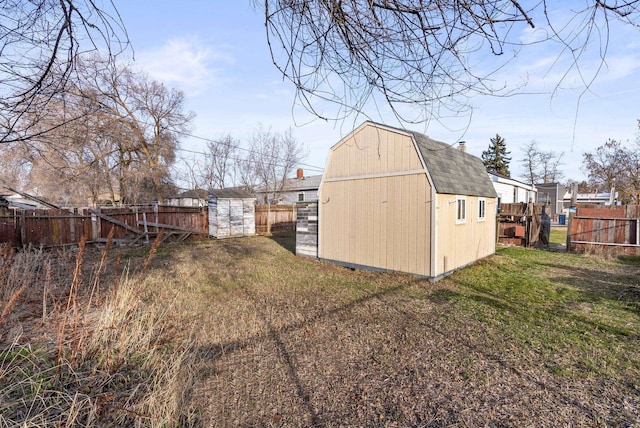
[208,188,256,238]
[318,121,498,280]
[535,182,564,219]
[489,173,537,206]
[254,169,322,204]
[166,189,208,207]
[562,190,618,207]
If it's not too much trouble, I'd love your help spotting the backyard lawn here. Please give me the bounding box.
[1,235,638,426]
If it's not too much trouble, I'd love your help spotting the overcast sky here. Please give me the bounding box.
[114,0,640,186]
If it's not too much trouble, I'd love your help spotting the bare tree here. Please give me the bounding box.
[520,141,564,185]
[582,139,623,192]
[203,134,239,190]
[262,1,640,123]
[241,126,306,203]
[0,0,128,144]
[75,57,194,203]
[1,93,118,206]
[582,137,640,204]
[5,56,193,206]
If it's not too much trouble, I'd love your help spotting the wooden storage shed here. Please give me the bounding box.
[209,189,256,238]
[319,121,498,280]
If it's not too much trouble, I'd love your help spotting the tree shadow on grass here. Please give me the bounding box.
[265,232,296,254]
[537,260,640,315]
[618,255,640,267]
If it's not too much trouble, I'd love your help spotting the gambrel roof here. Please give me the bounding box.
[364,122,497,198]
[410,131,497,198]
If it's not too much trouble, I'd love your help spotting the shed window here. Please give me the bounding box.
[298,192,305,202]
[478,198,486,220]
[456,197,466,223]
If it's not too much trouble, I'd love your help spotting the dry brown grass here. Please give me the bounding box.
[0,241,196,427]
[1,236,639,426]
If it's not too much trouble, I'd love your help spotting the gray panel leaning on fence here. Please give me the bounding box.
[296,201,318,257]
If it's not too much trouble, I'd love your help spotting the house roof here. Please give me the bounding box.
[281,175,322,192]
[169,189,208,200]
[210,188,255,199]
[254,174,323,194]
[399,126,497,198]
[488,172,537,191]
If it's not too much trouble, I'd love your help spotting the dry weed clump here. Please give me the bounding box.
[0,238,196,427]
[0,244,48,328]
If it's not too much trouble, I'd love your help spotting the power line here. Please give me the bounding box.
[2,88,326,173]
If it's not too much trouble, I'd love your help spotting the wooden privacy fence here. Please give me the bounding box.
[569,205,640,255]
[255,204,296,234]
[0,205,208,247]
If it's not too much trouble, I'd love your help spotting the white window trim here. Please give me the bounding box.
[456,196,466,224]
[478,198,486,221]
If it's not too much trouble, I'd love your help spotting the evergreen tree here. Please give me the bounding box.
[482,134,511,177]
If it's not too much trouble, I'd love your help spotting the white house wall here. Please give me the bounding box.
[493,181,534,204]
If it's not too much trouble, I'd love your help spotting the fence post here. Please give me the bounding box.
[267,203,271,235]
[565,183,578,252]
[69,208,76,243]
[20,209,26,246]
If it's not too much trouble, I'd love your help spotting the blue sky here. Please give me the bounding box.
[114,1,640,186]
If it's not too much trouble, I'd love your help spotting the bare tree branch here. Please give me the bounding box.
[0,0,129,144]
[262,1,640,125]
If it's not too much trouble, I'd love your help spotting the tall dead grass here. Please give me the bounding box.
[0,237,196,427]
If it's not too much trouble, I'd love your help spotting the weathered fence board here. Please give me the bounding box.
[0,205,209,247]
[569,205,640,255]
[0,208,20,246]
[296,202,318,257]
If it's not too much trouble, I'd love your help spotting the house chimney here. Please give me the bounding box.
[296,168,304,179]
[458,141,467,153]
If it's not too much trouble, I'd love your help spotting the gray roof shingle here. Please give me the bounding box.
[410,130,497,197]
[210,188,255,199]
[364,122,496,198]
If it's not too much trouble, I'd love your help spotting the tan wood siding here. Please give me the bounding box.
[434,194,496,276]
[319,122,496,279]
[319,172,432,277]
[324,126,421,179]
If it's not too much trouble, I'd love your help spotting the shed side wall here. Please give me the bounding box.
[435,194,497,276]
[319,127,432,277]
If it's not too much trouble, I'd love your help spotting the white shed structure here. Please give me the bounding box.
[208,189,256,238]
[318,122,498,280]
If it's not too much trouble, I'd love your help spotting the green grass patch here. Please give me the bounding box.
[549,226,567,246]
[445,246,640,381]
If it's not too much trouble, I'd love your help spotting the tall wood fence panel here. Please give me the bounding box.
[569,205,640,255]
[0,209,93,247]
[96,206,208,240]
[255,204,296,234]
[0,209,20,246]
[0,205,209,247]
